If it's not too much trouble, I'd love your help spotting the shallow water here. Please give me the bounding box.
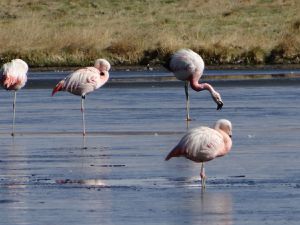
[0,73,300,225]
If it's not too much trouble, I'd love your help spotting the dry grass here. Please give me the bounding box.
[0,0,299,67]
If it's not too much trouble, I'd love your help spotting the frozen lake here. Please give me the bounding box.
[0,72,300,225]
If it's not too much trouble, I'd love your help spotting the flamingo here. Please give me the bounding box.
[52,59,110,136]
[1,59,28,136]
[168,49,223,121]
[165,119,232,188]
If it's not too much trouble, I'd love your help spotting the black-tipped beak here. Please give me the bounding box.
[217,102,223,110]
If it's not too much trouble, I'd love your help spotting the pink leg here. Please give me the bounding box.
[200,162,206,188]
[81,96,86,136]
[184,81,191,121]
[12,91,17,137]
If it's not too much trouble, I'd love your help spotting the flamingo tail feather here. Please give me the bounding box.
[165,146,183,161]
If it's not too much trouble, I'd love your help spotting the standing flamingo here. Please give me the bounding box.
[168,49,223,121]
[52,59,110,136]
[1,59,29,136]
[165,119,232,188]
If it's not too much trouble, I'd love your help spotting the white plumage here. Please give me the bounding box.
[61,67,108,96]
[178,127,225,162]
[52,58,110,137]
[1,59,28,90]
[170,49,204,81]
[1,59,28,136]
[168,49,223,120]
[165,119,233,188]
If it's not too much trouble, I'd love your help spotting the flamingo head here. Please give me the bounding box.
[94,59,111,72]
[211,91,223,110]
[214,119,232,138]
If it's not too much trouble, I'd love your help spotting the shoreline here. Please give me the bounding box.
[25,68,300,89]
[28,64,300,72]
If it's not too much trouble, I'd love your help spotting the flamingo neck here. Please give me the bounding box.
[189,78,215,95]
[216,130,232,157]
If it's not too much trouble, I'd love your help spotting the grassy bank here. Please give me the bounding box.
[0,0,300,67]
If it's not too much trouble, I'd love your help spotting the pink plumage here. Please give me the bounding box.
[170,49,205,82]
[1,59,28,136]
[168,49,223,120]
[52,59,110,136]
[1,59,28,91]
[165,119,233,188]
[52,59,110,97]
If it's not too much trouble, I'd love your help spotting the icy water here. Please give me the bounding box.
[0,71,300,225]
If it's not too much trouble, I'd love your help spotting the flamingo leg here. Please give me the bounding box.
[200,162,206,189]
[12,91,17,136]
[184,81,191,121]
[81,95,86,136]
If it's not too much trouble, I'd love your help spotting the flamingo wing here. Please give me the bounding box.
[172,127,225,163]
[63,67,102,96]
[169,49,204,81]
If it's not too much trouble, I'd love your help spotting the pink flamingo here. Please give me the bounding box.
[165,119,232,188]
[1,59,28,136]
[52,59,110,136]
[169,49,223,121]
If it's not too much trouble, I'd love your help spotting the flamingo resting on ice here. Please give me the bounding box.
[168,49,223,121]
[1,59,28,136]
[165,119,232,188]
[52,59,110,136]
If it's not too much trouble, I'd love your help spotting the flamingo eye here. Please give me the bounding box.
[100,72,105,76]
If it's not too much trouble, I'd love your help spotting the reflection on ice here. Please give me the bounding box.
[198,192,233,225]
[56,179,106,186]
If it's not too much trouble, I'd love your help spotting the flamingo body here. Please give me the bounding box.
[165,119,232,188]
[168,127,226,162]
[170,49,204,82]
[52,59,110,97]
[52,67,109,97]
[1,59,28,90]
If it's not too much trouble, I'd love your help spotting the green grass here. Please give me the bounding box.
[0,0,299,67]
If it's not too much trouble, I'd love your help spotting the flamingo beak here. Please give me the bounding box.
[216,101,223,110]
